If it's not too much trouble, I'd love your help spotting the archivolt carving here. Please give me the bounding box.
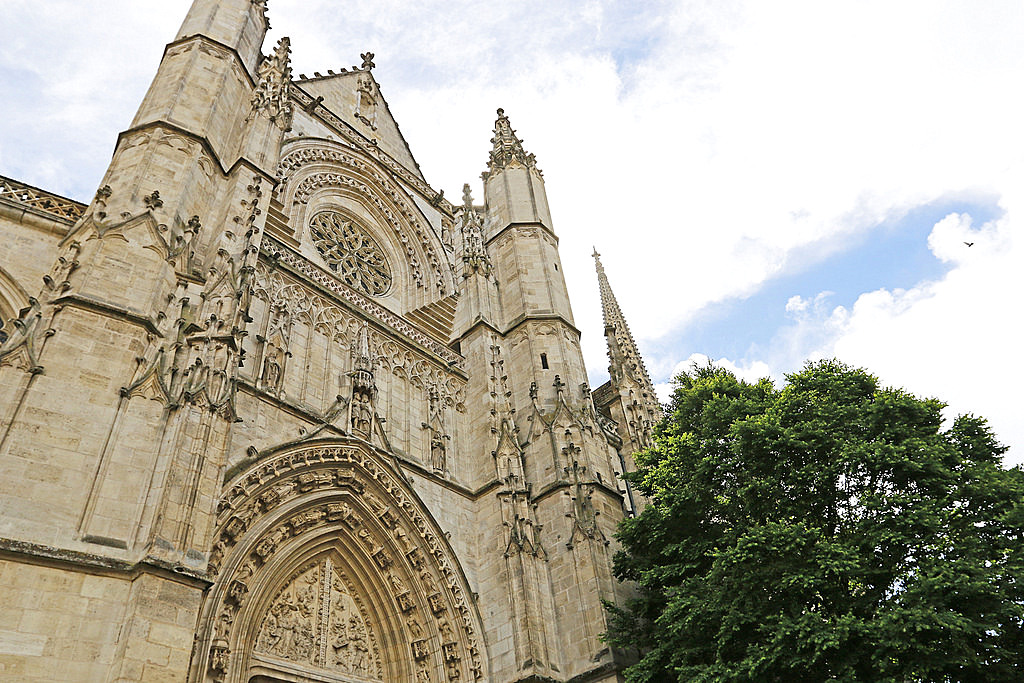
[197,440,485,683]
[278,146,451,294]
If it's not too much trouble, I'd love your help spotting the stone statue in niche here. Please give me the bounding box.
[424,388,450,473]
[438,618,454,642]
[214,610,234,641]
[261,346,282,392]
[348,322,377,438]
[407,615,424,638]
[431,432,447,472]
[351,394,372,435]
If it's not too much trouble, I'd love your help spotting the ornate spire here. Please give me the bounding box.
[248,36,293,129]
[460,184,491,277]
[593,248,657,404]
[484,108,538,178]
[352,322,375,396]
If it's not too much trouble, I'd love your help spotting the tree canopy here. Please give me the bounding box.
[607,360,1024,682]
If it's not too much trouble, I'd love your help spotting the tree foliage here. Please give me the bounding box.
[607,360,1024,682]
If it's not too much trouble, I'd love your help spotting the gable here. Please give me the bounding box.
[296,70,424,182]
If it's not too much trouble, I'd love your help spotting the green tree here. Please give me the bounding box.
[607,360,1024,682]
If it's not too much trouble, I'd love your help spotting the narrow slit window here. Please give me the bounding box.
[540,353,549,369]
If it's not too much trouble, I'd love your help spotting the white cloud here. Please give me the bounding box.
[654,353,774,403]
[829,206,1023,460]
[734,206,1023,461]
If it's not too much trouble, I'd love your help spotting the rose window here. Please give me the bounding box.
[309,211,392,296]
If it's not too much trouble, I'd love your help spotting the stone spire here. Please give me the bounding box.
[460,184,491,277]
[593,248,658,411]
[483,108,538,179]
[352,322,376,398]
[247,36,293,130]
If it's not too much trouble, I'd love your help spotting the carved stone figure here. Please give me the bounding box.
[430,432,447,472]
[261,347,282,391]
[407,615,424,639]
[330,612,349,667]
[351,394,372,435]
[209,640,230,682]
[349,616,369,674]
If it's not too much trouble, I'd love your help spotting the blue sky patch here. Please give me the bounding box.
[645,193,1003,380]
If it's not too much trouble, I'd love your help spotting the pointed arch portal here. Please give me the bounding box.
[192,439,486,683]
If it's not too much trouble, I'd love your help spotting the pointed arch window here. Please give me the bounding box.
[309,211,392,296]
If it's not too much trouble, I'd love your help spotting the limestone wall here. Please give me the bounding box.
[0,561,201,683]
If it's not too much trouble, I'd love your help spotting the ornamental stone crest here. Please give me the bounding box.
[309,211,392,296]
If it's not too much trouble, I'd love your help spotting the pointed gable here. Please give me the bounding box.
[295,60,425,182]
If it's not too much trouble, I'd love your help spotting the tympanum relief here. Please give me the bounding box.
[256,557,381,679]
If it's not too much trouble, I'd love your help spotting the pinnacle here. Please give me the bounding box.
[485,108,537,176]
[593,248,657,400]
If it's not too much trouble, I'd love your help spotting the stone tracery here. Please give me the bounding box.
[278,144,453,295]
[309,210,393,296]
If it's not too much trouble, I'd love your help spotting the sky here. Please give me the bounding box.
[1,1,1021,462]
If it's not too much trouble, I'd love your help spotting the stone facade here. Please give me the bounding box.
[0,2,660,681]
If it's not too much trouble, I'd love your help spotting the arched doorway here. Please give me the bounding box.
[191,439,486,683]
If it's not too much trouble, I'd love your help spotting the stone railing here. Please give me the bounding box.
[0,173,85,222]
[262,235,466,371]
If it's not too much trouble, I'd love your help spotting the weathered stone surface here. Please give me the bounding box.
[0,2,652,682]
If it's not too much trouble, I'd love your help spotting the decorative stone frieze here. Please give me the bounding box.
[255,247,466,372]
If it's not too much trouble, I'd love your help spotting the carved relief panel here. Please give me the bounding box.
[255,557,381,679]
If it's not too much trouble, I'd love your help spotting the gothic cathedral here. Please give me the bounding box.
[0,2,661,682]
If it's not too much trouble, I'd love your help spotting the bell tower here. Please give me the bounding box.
[0,0,286,679]
[455,109,635,682]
